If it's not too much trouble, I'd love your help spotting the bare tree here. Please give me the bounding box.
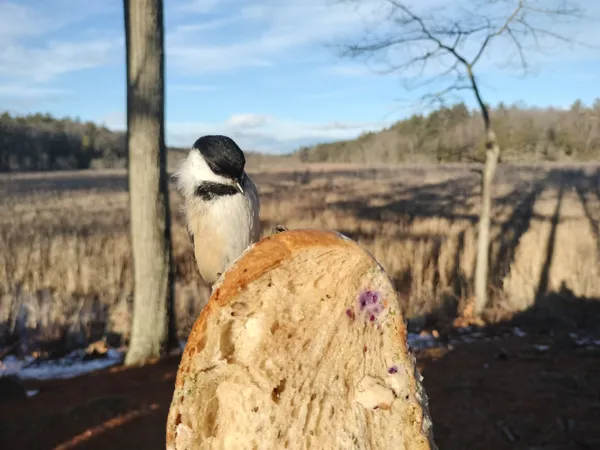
[123,0,177,365]
[335,0,588,317]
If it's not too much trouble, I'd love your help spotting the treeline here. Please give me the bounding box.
[0,112,187,172]
[295,100,600,164]
[3,100,599,172]
[0,112,128,172]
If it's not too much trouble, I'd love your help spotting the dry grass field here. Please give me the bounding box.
[3,161,600,450]
[1,162,600,351]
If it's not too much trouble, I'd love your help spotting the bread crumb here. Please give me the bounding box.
[355,375,395,410]
[175,423,193,449]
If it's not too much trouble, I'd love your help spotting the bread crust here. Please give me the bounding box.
[166,229,436,449]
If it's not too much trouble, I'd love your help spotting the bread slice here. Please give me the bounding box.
[166,229,437,450]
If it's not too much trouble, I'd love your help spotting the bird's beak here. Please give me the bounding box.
[235,181,245,195]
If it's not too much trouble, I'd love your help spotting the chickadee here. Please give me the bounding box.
[174,135,261,288]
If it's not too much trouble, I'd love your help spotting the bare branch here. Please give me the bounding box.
[340,34,435,59]
[505,26,528,75]
[446,21,494,50]
[399,60,462,93]
[334,0,590,122]
[523,3,584,18]
[420,83,473,109]
[470,0,524,67]
[386,0,472,67]
[516,17,599,50]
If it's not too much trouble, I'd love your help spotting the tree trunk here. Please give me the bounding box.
[474,128,500,317]
[123,0,176,366]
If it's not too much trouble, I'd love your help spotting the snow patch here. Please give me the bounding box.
[3,328,599,382]
[407,332,440,351]
[1,348,124,381]
[512,327,527,337]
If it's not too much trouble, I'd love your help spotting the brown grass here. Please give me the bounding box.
[1,162,599,349]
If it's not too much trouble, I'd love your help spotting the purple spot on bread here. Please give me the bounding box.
[346,309,355,320]
[359,290,379,309]
[367,291,379,304]
[388,366,398,374]
[357,290,386,323]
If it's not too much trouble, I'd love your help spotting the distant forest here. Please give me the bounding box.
[0,112,124,172]
[0,112,186,172]
[1,99,599,172]
[296,100,600,164]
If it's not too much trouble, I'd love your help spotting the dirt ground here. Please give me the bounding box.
[1,330,599,450]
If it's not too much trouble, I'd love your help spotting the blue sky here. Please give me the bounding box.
[0,0,599,153]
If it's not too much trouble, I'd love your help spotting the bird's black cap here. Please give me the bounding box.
[192,135,246,181]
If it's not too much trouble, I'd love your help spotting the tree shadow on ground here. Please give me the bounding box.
[299,166,600,327]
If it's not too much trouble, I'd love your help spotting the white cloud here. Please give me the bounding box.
[165,0,600,80]
[165,0,382,75]
[0,3,51,41]
[0,1,116,42]
[0,1,120,89]
[168,44,274,73]
[321,64,373,77]
[0,2,80,41]
[0,38,120,82]
[0,82,72,110]
[166,113,393,153]
[0,83,71,99]
[226,113,269,128]
[98,109,389,153]
[96,110,386,154]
